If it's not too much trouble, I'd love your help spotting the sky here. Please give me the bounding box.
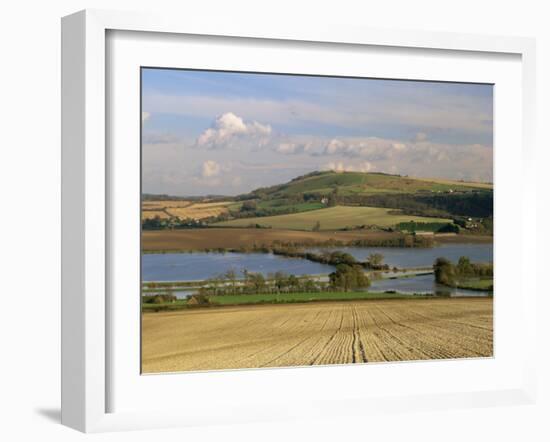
[141,68,493,196]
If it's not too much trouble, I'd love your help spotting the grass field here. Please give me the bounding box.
[141,292,431,311]
[214,205,451,231]
[141,297,493,372]
[208,291,425,305]
[415,176,493,190]
[257,199,324,213]
[456,277,494,291]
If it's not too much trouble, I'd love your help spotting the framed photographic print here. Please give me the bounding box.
[61,9,537,432]
[139,68,495,374]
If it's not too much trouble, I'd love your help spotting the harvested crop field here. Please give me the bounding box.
[141,210,170,220]
[142,200,193,210]
[165,202,233,220]
[142,200,234,220]
[141,298,493,373]
[214,205,451,231]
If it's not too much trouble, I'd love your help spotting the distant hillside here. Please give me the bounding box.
[142,172,493,231]
[238,171,491,200]
[233,171,492,220]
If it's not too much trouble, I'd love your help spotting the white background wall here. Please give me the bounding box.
[0,1,548,441]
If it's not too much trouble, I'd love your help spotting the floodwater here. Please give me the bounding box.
[142,242,493,295]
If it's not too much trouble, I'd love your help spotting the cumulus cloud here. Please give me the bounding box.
[414,132,428,142]
[196,112,272,149]
[275,142,311,155]
[324,161,374,173]
[323,137,406,160]
[142,111,150,122]
[201,160,221,177]
[316,135,493,182]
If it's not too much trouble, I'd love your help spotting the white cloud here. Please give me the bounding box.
[414,132,428,142]
[275,142,310,155]
[201,160,221,177]
[393,142,407,151]
[325,139,346,155]
[323,137,404,160]
[196,112,272,149]
[324,161,374,173]
[142,111,150,122]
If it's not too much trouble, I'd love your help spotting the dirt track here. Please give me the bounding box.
[142,298,493,373]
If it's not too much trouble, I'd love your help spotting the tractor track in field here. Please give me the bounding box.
[309,308,344,365]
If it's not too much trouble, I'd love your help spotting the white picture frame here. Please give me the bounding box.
[61,9,537,433]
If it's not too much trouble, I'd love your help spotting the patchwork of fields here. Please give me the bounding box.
[141,298,493,373]
[214,205,451,231]
[142,200,235,220]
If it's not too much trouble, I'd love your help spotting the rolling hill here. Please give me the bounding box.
[143,171,493,232]
[240,171,492,200]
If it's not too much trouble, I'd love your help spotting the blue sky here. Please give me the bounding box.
[142,68,493,196]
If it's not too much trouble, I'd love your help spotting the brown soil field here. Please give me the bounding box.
[142,298,493,373]
[142,228,406,251]
[434,234,493,244]
[141,228,492,251]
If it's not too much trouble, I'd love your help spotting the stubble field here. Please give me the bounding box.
[214,205,451,231]
[141,298,493,373]
[142,200,235,220]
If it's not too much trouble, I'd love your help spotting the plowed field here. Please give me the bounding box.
[142,298,493,373]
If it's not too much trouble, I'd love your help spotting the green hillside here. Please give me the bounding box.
[243,171,491,200]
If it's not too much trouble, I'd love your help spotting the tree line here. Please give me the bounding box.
[196,264,371,297]
[433,256,493,287]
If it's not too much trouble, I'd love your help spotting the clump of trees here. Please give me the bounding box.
[329,264,370,291]
[395,221,459,233]
[198,269,328,296]
[433,256,493,287]
[197,262,371,297]
[240,200,258,212]
[142,293,177,304]
[142,215,208,230]
[341,190,493,219]
[350,234,434,248]
[187,294,211,306]
[433,257,457,286]
[365,253,389,270]
[271,246,357,267]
